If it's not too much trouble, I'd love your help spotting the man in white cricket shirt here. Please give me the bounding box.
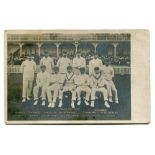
[103,62,119,103]
[89,53,103,76]
[73,52,86,75]
[56,52,72,74]
[40,51,54,74]
[59,66,76,108]
[20,55,36,102]
[90,67,110,108]
[33,65,50,106]
[75,67,91,106]
[46,66,62,108]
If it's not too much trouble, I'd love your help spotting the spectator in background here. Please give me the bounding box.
[34,53,40,65]
[7,53,14,65]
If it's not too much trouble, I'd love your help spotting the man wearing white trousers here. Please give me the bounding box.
[75,67,91,106]
[59,66,76,108]
[46,66,62,108]
[20,55,36,103]
[102,62,119,103]
[33,65,50,106]
[90,67,110,108]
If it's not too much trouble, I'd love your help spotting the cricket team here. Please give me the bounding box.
[20,51,119,109]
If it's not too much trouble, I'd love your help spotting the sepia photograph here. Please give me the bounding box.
[5,30,149,124]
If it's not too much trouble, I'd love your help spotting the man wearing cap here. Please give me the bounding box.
[73,52,86,75]
[89,53,103,76]
[90,67,110,108]
[56,52,72,74]
[75,67,91,106]
[103,62,119,103]
[46,66,62,108]
[33,65,50,106]
[59,65,76,108]
[40,51,54,74]
[20,55,37,102]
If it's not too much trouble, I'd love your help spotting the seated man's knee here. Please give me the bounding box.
[46,87,51,92]
[87,88,91,94]
[33,85,38,91]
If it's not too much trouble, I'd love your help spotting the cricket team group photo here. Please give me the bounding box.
[7,32,131,120]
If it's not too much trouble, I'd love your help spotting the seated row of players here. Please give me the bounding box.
[33,64,118,108]
[20,51,118,108]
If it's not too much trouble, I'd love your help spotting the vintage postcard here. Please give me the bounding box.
[4,30,150,124]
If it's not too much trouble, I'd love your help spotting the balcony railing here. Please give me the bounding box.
[7,65,130,74]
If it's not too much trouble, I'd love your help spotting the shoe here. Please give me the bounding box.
[33,100,38,105]
[41,101,46,106]
[51,102,55,108]
[105,101,110,108]
[71,101,75,108]
[58,100,63,107]
[91,101,94,107]
[27,96,30,100]
[48,103,52,108]
[109,97,113,103]
[115,100,119,104]
[95,96,98,100]
[84,100,89,106]
[77,100,81,106]
[22,98,26,103]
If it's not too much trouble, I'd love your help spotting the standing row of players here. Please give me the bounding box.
[20,51,119,108]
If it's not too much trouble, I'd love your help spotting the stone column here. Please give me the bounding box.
[112,43,119,58]
[92,43,98,53]
[54,43,61,57]
[73,41,79,53]
[18,43,24,57]
[36,43,43,56]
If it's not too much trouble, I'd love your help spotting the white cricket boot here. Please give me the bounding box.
[84,100,89,106]
[115,100,119,104]
[91,100,95,107]
[33,100,38,105]
[77,100,81,106]
[41,100,46,106]
[22,98,26,103]
[105,101,110,108]
[51,102,55,108]
[71,101,75,108]
[27,96,30,101]
[58,100,63,108]
[109,97,113,103]
[48,102,52,108]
